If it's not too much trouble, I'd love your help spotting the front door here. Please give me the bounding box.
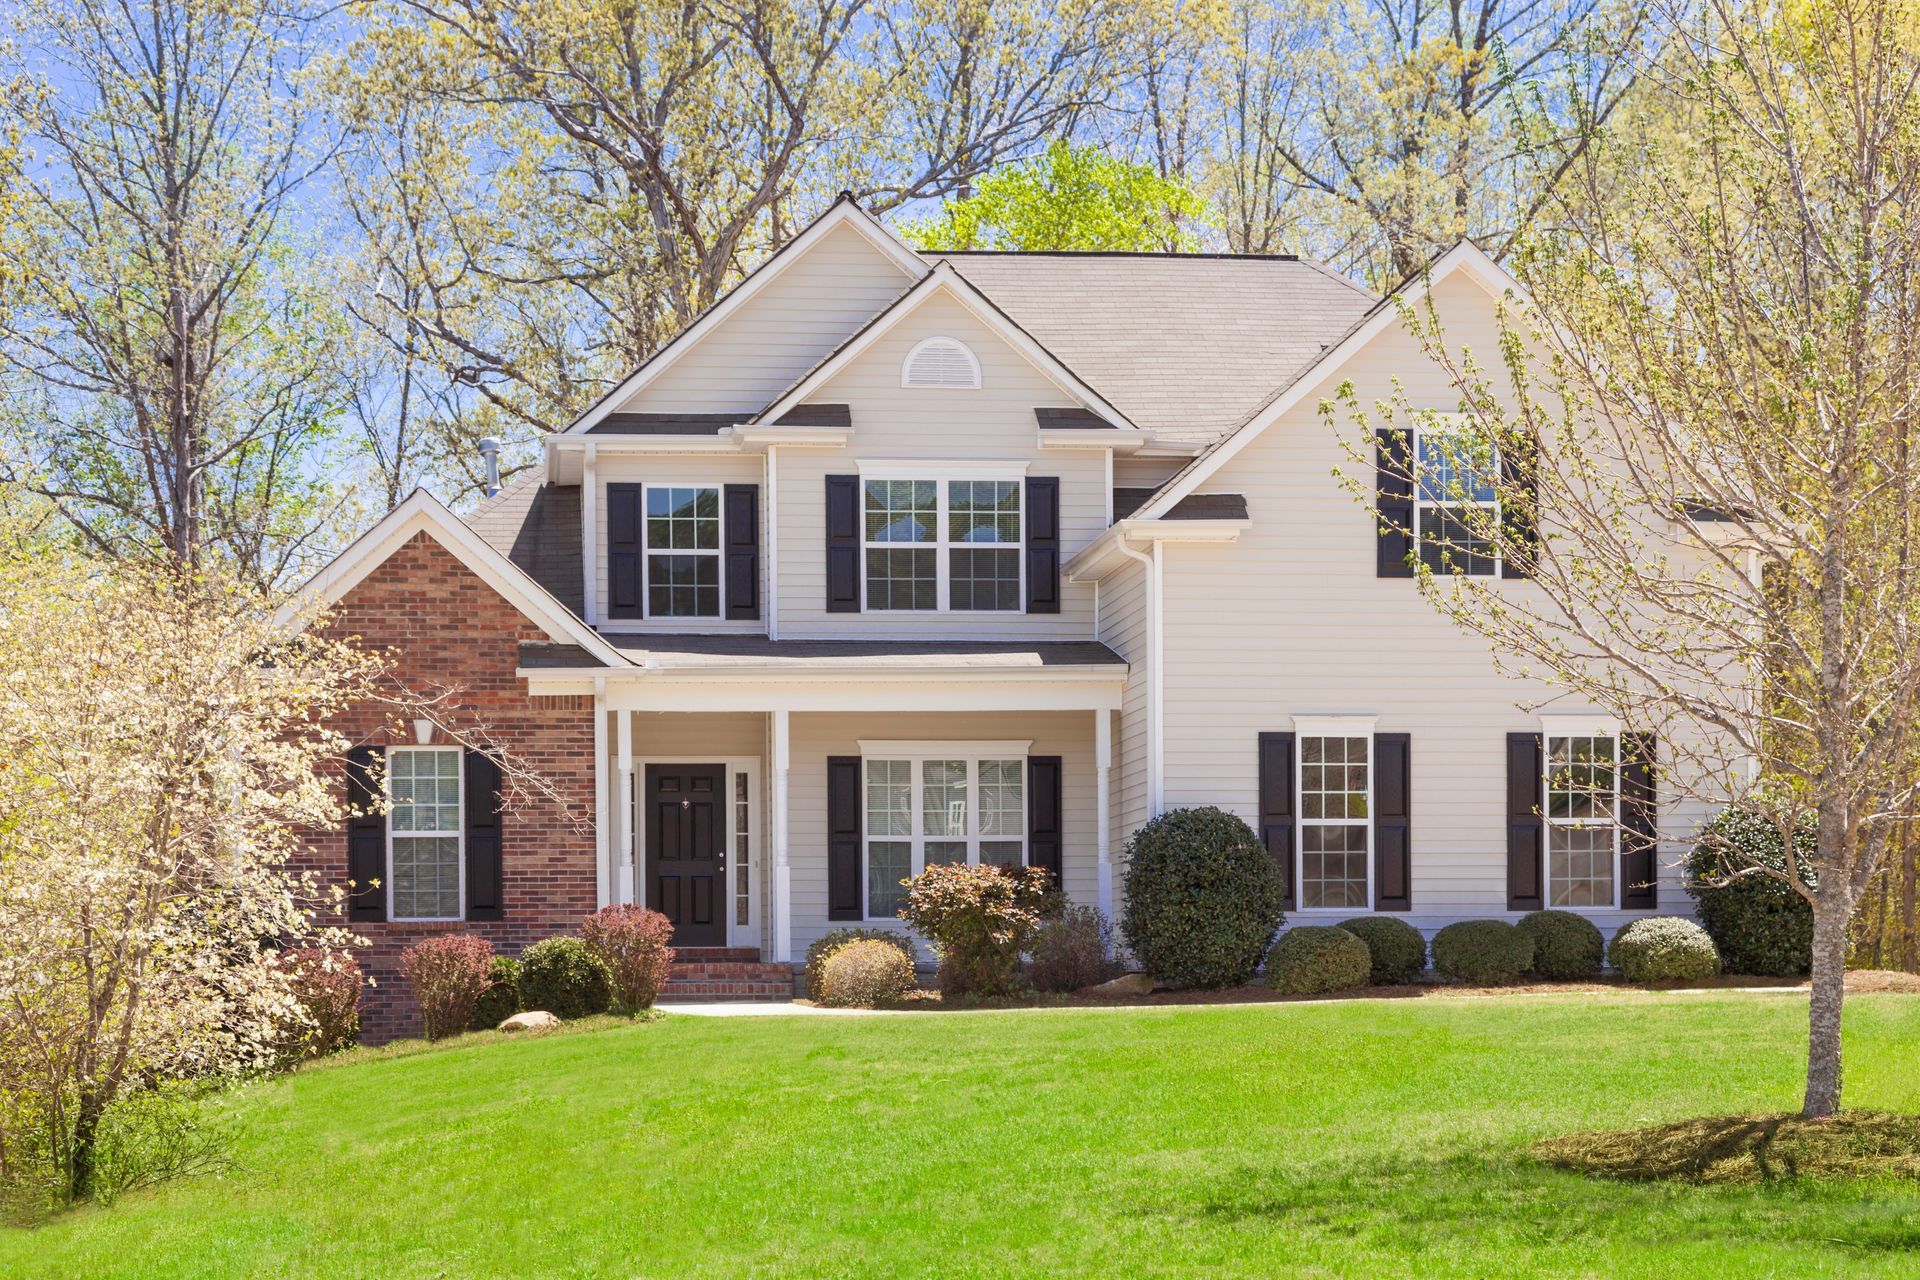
[645,763,728,946]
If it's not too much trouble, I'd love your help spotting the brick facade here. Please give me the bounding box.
[298,532,597,1042]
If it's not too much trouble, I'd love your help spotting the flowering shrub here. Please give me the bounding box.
[280,948,362,1058]
[580,906,676,1013]
[1026,905,1120,993]
[516,937,614,1018]
[816,939,917,1007]
[803,928,916,998]
[1610,916,1722,983]
[900,862,1056,997]
[469,956,521,1031]
[400,936,493,1040]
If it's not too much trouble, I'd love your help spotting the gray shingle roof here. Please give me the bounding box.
[937,253,1375,447]
[602,634,1124,670]
[464,467,584,617]
[591,412,743,435]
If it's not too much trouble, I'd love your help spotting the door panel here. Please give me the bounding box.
[646,763,727,946]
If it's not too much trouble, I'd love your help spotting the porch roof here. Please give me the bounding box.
[523,635,1125,672]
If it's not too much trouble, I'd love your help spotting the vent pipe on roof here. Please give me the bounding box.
[478,437,501,498]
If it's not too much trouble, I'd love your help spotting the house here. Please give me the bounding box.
[291,195,1700,1039]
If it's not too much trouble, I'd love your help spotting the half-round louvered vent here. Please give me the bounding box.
[901,337,981,389]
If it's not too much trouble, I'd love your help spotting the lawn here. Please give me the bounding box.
[3,992,1919,1279]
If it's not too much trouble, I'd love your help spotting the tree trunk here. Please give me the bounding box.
[66,1088,103,1203]
[1803,898,1851,1117]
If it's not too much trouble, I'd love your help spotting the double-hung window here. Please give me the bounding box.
[861,744,1028,919]
[644,485,721,618]
[861,471,1022,612]
[1415,418,1500,575]
[1545,730,1618,906]
[1297,731,1371,909]
[389,747,463,921]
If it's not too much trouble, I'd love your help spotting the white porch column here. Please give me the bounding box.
[592,684,609,909]
[1095,706,1114,920]
[772,708,793,962]
[616,709,636,905]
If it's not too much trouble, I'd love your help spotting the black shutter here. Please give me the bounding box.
[1621,732,1658,908]
[1376,428,1415,578]
[1506,732,1544,911]
[1027,756,1064,886]
[608,482,643,618]
[724,484,760,620]
[825,476,859,613]
[1500,430,1539,579]
[465,748,504,921]
[1025,476,1061,614]
[1373,733,1412,911]
[1258,731,1296,911]
[345,745,386,923]
[827,756,863,919]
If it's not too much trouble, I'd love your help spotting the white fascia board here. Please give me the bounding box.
[731,424,852,449]
[1066,516,1252,582]
[1038,429,1150,453]
[755,263,1141,433]
[572,432,747,455]
[1135,241,1526,522]
[278,489,630,668]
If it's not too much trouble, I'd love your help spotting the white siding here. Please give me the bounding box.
[1095,557,1151,853]
[593,453,765,635]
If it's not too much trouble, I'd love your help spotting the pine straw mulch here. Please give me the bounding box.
[1532,1111,1920,1185]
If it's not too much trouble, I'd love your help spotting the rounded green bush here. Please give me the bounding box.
[1515,910,1606,980]
[1431,920,1535,984]
[1120,807,1287,989]
[1336,917,1427,985]
[469,955,521,1030]
[1685,808,1815,976]
[803,928,916,999]
[1609,916,1722,983]
[1265,925,1372,995]
[515,937,614,1019]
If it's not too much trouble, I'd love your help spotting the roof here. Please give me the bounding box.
[596,634,1125,671]
[590,412,741,435]
[465,468,585,617]
[936,253,1376,447]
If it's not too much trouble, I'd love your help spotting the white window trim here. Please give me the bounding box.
[1414,413,1502,577]
[387,745,465,923]
[1540,720,1622,911]
[860,745,1032,922]
[640,481,726,622]
[901,336,982,389]
[1292,720,1376,913]
[856,469,1027,614]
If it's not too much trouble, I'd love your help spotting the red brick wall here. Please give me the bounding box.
[297,532,597,1042]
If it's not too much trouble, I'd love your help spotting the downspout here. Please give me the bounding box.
[1115,535,1163,817]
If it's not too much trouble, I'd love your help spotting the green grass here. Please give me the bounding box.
[3,993,1919,1279]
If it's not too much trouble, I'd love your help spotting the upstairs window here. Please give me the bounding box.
[645,484,720,618]
[1415,419,1500,576]
[862,476,1022,612]
[1545,732,1618,906]
[902,337,981,389]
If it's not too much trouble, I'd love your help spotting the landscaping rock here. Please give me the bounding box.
[500,1010,562,1033]
[1084,972,1155,997]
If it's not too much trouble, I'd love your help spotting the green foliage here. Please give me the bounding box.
[803,929,916,999]
[1432,920,1535,984]
[1265,925,1372,995]
[1685,808,1816,977]
[1515,911,1606,981]
[1609,918,1722,984]
[1121,807,1287,989]
[1335,917,1428,984]
[469,956,522,1031]
[904,141,1208,252]
[80,1081,231,1207]
[900,862,1056,997]
[515,938,614,1020]
[1026,905,1120,993]
[815,939,918,1008]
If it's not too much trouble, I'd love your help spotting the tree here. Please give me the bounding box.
[903,140,1211,251]
[0,0,348,588]
[1331,0,1920,1116]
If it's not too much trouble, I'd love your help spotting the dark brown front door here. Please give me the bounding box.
[646,763,727,947]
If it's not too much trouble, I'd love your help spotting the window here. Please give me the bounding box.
[733,770,751,927]
[862,477,1022,612]
[861,746,1027,919]
[1415,419,1500,575]
[644,485,720,618]
[389,747,463,921]
[1298,735,1370,909]
[901,337,981,388]
[1546,732,1618,906]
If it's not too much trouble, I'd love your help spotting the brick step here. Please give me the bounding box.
[659,980,794,1001]
[671,947,762,962]
[668,963,795,980]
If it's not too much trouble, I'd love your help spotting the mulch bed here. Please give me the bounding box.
[1533,1110,1920,1185]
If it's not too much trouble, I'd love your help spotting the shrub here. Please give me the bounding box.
[816,939,918,1008]
[1335,917,1427,985]
[900,862,1056,997]
[803,928,917,999]
[400,935,493,1040]
[469,956,521,1031]
[581,905,676,1012]
[1265,925,1372,995]
[1515,910,1606,980]
[1685,808,1816,977]
[1120,807,1287,989]
[1027,905,1121,993]
[1610,916,1722,983]
[1432,920,1535,984]
[515,937,615,1019]
[280,948,362,1058]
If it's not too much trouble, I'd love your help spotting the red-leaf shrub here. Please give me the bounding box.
[580,906,676,1012]
[400,935,493,1040]
[900,862,1056,997]
[1026,905,1121,993]
[281,948,363,1058]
